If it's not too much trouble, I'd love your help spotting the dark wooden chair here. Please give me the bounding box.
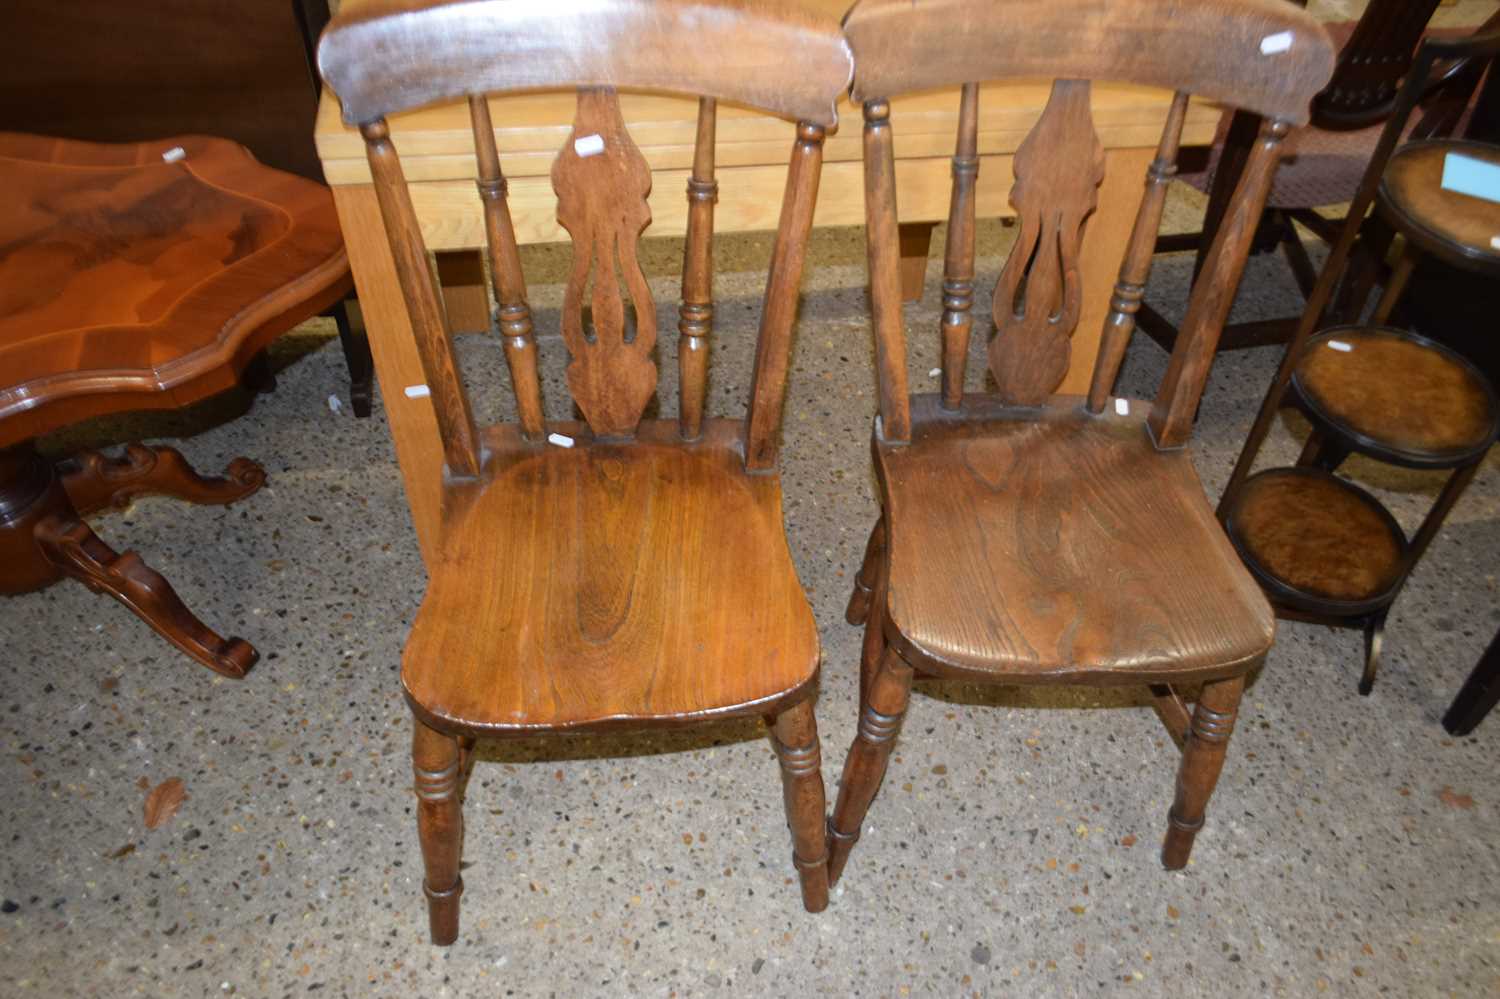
[1219,29,1500,697]
[826,0,1335,886]
[1140,0,1453,352]
[0,132,351,676]
[318,0,852,944]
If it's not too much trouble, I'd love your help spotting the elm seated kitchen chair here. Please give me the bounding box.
[318,0,852,944]
[827,0,1336,885]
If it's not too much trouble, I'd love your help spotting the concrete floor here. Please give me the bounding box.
[4,160,1500,998]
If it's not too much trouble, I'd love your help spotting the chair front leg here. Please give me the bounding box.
[828,644,915,886]
[769,699,830,912]
[413,715,465,944]
[845,516,886,626]
[1162,673,1246,870]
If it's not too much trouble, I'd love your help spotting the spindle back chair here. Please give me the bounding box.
[828,0,1336,886]
[319,0,852,943]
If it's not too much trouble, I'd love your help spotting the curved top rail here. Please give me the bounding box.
[319,0,853,127]
[842,0,1336,124]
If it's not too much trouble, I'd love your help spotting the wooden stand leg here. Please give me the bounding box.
[333,298,374,418]
[898,221,937,302]
[59,445,265,516]
[845,517,885,626]
[1162,673,1246,870]
[769,700,830,912]
[1371,246,1417,325]
[828,646,915,886]
[413,716,464,945]
[1444,626,1500,736]
[1360,610,1388,696]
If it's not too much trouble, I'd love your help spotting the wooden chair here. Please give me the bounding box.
[1219,29,1500,697]
[827,0,1336,886]
[318,0,852,943]
[0,132,350,677]
[1142,1,1496,354]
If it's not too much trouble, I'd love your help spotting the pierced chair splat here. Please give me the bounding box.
[827,0,1335,886]
[318,0,853,943]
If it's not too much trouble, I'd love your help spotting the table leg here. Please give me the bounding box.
[1062,146,1154,396]
[1443,625,1500,736]
[898,221,937,302]
[331,184,445,567]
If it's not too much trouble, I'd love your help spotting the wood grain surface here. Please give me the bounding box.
[875,395,1274,684]
[0,133,350,447]
[403,420,818,734]
[841,0,1336,123]
[1223,467,1407,607]
[318,0,852,127]
[1293,327,1500,465]
[1378,139,1500,269]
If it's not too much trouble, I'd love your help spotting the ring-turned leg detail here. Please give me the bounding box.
[413,716,465,945]
[845,517,886,626]
[828,646,915,886]
[1162,673,1246,870]
[769,699,830,912]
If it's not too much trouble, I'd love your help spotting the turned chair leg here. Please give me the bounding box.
[769,699,830,912]
[1162,673,1246,870]
[845,517,885,626]
[412,716,465,945]
[1360,611,1388,696]
[828,644,915,886]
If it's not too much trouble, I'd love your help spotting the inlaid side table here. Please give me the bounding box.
[0,133,351,676]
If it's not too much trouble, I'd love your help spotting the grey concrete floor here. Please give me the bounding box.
[2,176,1499,998]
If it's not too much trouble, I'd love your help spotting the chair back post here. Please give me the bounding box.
[745,121,828,470]
[1218,31,1500,507]
[359,118,484,479]
[860,98,913,443]
[939,83,981,412]
[678,98,719,442]
[1085,90,1189,413]
[1147,117,1291,449]
[469,95,546,441]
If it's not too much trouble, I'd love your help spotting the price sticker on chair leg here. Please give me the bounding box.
[1326,340,1353,353]
[1114,398,1129,417]
[547,432,575,448]
[574,134,605,158]
[404,383,431,399]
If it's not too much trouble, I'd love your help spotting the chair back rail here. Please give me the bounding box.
[319,0,852,478]
[842,0,1334,124]
[844,0,1334,449]
[1312,0,1443,130]
[319,0,848,127]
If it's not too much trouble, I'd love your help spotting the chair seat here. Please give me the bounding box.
[1292,326,1500,467]
[875,395,1274,683]
[403,419,819,734]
